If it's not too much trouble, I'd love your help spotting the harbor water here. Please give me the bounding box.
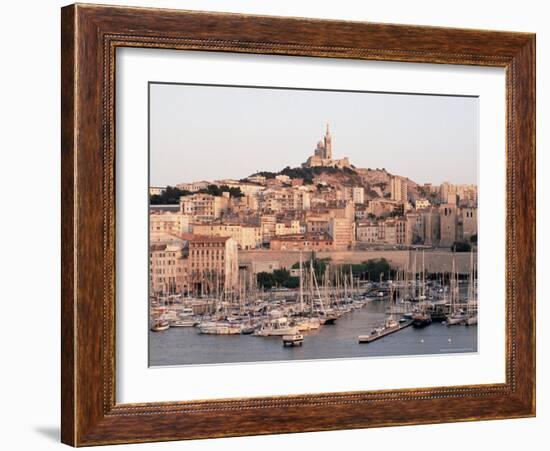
[149,300,478,366]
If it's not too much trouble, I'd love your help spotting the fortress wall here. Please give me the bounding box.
[239,249,475,275]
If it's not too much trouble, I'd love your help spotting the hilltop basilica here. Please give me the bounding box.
[302,124,351,169]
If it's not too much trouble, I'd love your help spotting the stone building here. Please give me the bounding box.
[460,207,478,241]
[390,176,408,202]
[306,216,330,235]
[191,223,262,250]
[187,235,239,294]
[415,199,430,210]
[260,214,276,244]
[302,124,351,169]
[149,211,190,241]
[421,208,441,246]
[329,217,355,250]
[275,219,302,236]
[179,193,229,222]
[176,180,209,192]
[439,203,458,247]
[439,182,458,205]
[149,241,189,295]
[270,233,333,251]
[356,221,379,243]
[260,188,311,212]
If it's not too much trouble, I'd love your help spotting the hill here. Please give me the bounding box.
[250,166,420,201]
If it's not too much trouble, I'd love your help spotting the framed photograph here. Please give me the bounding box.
[61,4,535,446]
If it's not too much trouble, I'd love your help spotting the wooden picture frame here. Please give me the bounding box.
[61,3,535,446]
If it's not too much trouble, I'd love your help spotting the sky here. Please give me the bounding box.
[149,83,478,187]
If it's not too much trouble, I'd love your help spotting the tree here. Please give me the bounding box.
[335,259,393,282]
[256,272,275,289]
[291,257,330,281]
[470,234,478,244]
[256,270,299,290]
[451,241,472,252]
[197,184,244,198]
[149,185,189,205]
[359,258,392,281]
[251,171,277,179]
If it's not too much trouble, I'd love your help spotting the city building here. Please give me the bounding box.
[456,184,478,205]
[275,174,291,184]
[390,176,408,202]
[356,218,407,245]
[230,194,259,213]
[275,219,302,236]
[354,203,370,220]
[246,175,267,185]
[191,223,262,250]
[367,198,401,217]
[186,235,239,294]
[415,198,430,210]
[179,193,229,222]
[329,217,355,250]
[149,186,166,196]
[270,233,333,251]
[176,180,210,192]
[339,186,365,204]
[439,181,458,205]
[150,211,190,237]
[306,216,330,235]
[395,218,407,245]
[260,188,311,212]
[213,179,265,196]
[351,186,365,204]
[149,241,188,295]
[260,214,276,244]
[356,221,379,243]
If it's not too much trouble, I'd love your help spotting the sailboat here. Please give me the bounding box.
[465,253,478,325]
[292,252,322,331]
[150,293,170,332]
[446,258,467,325]
[310,259,339,325]
[412,251,432,328]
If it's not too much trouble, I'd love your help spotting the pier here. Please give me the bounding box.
[358,319,414,343]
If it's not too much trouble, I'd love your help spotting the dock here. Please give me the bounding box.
[358,320,413,344]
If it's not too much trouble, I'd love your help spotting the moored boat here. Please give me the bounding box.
[171,319,198,327]
[198,321,242,335]
[151,320,170,332]
[253,317,298,337]
[412,310,432,328]
[282,333,304,346]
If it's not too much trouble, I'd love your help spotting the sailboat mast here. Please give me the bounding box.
[299,251,304,313]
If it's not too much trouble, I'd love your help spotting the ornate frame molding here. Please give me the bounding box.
[62,4,535,446]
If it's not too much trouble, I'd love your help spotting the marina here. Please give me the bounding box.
[149,251,478,365]
[149,300,477,366]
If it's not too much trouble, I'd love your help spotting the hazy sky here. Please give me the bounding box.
[149,83,478,186]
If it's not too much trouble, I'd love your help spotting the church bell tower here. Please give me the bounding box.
[324,123,332,159]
